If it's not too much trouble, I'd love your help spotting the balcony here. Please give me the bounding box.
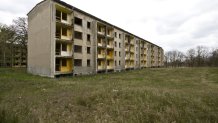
[98,60,106,71]
[107,66,114,70]
[130,48,134,53]
[98,54,106,59]
[130,41,134,45]
[97,31,105,36]
[107,42,114,49]
[107,29,114,38]
[56,26,72,41]
[107,61,114,70]
[97,24,106,36]
[55,58,73,73]
[56,43,72,57]
[130,57,134,61]
[107,50,114,60]
[125,40,128,44]
[56,7,72,26]
[98,66,106,71]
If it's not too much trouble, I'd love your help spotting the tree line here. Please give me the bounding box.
[165,46,218,67]
[0,17,27,67]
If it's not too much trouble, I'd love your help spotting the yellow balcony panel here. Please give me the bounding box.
[56,28,72,41]
[56,58,73,73]
[107,55,113,60]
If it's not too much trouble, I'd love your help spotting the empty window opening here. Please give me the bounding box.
[115,32,117,37]
[87,22,91,29]
[74,31,82,40]
[119,34,121,39]
[115,51,117,56]
[62,28,67,36]
[87,59,91,67]
[75,17,82,26]
[119,61,121,65]
[119,52,121,57]
[115,42,117,47]
[62,59,67,67]
[98,50,101,55]
[56,27,61,38]
[74,59,82,66]
[87,47,91,54]
[119,43,121,48]
[98,26,102,32]
[115,61,117,66]
[56,10,61,20]
[62,12,67,21]
[98,61,101,66]
[74,45,82,53]
[62,44,67,51]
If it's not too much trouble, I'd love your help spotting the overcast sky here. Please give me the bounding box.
[0,0,218,52]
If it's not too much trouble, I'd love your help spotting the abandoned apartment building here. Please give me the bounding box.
[27,0,164,78]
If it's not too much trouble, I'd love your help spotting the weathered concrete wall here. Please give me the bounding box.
[28,0,55,77]
[73,11,96,75]
[114,28,125,71]
[134,38,140,69]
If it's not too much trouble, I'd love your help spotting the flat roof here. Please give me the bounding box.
[28,0,163,49]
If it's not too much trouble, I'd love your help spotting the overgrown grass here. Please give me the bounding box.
[0,67,218,122]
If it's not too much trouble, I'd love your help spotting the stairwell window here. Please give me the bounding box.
[75,17,82,26]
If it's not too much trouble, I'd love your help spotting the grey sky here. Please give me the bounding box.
[0,0,218,52]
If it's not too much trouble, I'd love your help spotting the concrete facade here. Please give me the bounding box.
[27,0,164,77]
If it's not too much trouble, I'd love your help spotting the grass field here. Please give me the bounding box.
[0,67,218,123]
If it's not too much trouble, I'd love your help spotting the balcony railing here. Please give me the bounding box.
[107,55,113,59]
[98,54,106,59]
[97,31,105,35]
[107,66,114,70]
[98,65,106,70]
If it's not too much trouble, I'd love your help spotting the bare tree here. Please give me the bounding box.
[12,17,28,66]
[186,48,196,67]
[0,24,16,67]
